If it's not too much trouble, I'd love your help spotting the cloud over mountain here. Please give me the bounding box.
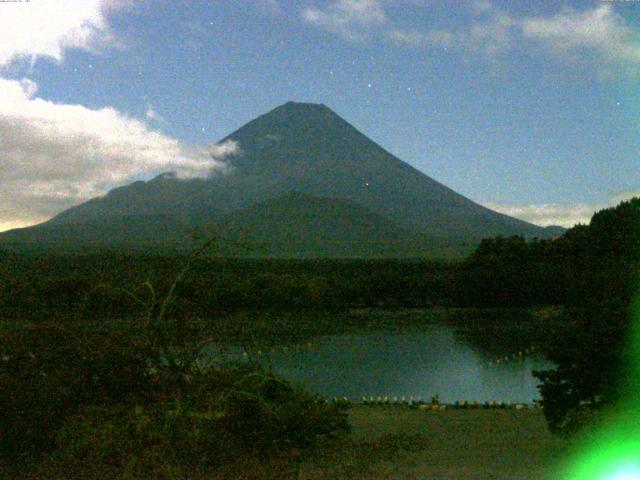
[0,77,233,231]
[0,0,238,232]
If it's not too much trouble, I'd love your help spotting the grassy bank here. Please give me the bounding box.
[299,405,571,479]
[0,404,575,479]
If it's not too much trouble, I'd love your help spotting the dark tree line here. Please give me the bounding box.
[0,246,577,320]
[467,198,640,434]
[538,199,640,434]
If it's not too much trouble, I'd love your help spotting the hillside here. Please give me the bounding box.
[0,102,561,257]
[214,192,466,258]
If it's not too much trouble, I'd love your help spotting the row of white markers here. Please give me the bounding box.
[328,397,531,409]
[209,343,539,368]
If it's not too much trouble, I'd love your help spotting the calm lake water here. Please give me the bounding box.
[207,317,553,405]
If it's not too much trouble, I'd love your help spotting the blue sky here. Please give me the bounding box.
[0,0,639,230]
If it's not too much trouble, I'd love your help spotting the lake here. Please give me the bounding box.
[205,312,554,404]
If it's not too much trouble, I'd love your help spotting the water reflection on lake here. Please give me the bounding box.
[207,321,553,404]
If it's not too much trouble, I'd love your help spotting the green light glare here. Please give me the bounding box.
[558,299,640,479]
[607,467,640,480]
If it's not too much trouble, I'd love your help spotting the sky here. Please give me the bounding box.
[0,0,639,231]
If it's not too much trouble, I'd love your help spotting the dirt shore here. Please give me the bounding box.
[323,405,572,479]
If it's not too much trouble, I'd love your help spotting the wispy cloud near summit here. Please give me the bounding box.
[0,1,236,232]
[0,78,234,231]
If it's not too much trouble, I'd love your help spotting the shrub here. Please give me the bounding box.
[533,304,629,436]
[0,239,351,476]
[44,366,349,478]
[0,323,153,462]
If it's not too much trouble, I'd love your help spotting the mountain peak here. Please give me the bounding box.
[218,100,357,171]
[279,101,330,111]
[261,101,336,123]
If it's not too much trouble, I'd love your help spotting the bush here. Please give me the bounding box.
[0,323,153,462]
[0,321,350,476]
[42,365,349,478]
[533,304,630,436]
[0,240,351,476]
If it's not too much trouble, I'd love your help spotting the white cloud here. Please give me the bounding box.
[0,0,130,68]
[485,190,640,228]
[467,12,516,57]
[209,140,241,159]
[520,5,640,73]
[302,1,517,57]
[0,78,235,232]
[303,2,640,74]
[301,0,388,41]
[387,19,516,59]
[610,189,640,205]
[484,203,598,228]
[0,0,242,233]
[145,106,166,123]
[457,4,640,68]
[386,28,453,48]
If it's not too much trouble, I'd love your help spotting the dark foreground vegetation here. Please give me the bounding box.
[0,246,351,478]
[0,198,638,477]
